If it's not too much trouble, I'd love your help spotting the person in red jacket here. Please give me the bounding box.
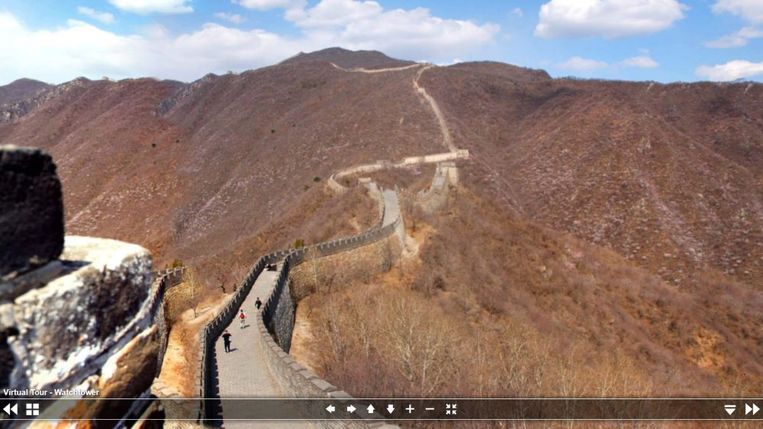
[239,309,247,329]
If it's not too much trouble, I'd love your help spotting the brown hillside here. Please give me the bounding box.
[0,78,51,106]
[0,57,442,276]
[280,47,415,69]
[298,186,762,399]
[420,63,763,289]
[0,48,761,402]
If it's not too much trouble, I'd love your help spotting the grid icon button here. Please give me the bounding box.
[25,403,40,416]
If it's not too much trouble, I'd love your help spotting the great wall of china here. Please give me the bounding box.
[149,267,186,380]
[194,186,403,428]
[156,62,469,428]
[0,60,467,428]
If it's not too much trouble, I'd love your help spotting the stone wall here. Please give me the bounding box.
[198,186,403,428]
[255,308,396,429]
[289,235,399,299]
[0,145,63,279]
[255,231,402,429]
[416,161,458,213]
[328,150,469,194]
[400,149,469,166]
[266,278,296,352]
[0,145,187,426]
[198,253,281,421]
[1,236,153,391]
[151,268,185,377]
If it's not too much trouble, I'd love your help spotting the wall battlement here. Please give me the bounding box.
[197,185,403,428]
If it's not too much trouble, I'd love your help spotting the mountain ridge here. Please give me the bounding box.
[0,47,760,398]
[279,47,415,69]
[0,78,51,106]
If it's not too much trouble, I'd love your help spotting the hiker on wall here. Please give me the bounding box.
[255,297,262,310]
[222,330,232,353]
[239,309,247,329]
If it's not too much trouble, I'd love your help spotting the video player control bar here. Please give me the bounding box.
[1,398,761,421]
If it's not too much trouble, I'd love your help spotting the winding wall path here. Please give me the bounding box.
[412,65,456,152]
[214,267,316,429]
[196,60,466,429]
[327,63,468,194]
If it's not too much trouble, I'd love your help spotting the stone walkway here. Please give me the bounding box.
[215,265,315,429]
[381,189,400,226]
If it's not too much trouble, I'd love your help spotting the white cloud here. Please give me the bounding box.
[77,6,116,24]
[536,0,686,39]
[214,12,246,24]
[713,0,763,23]
[0,12,296,83]
[233,0,306,11]
[696,60,763,81]
[705,26,763,48]
[436,57,463,66]
[287,0,383,28]
[558,56,608,70]
[557,54,660,73]
[511,7,524,18]
[620,55,658,68]
[0,14,134,83]
[108,0,193,15]
[0,3,499,84]
[285,0,499,60]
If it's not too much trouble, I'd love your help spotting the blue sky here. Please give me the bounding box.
[0,0,761,85]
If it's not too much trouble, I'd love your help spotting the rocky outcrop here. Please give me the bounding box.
[0,145,63,278]
[155,73,215,117]
[0,77,90,123]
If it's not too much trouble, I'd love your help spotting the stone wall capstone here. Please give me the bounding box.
[1,236,153,391]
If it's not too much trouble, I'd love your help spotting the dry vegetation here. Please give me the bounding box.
[156,269,228,397]
[176,185,379,290]
[422,64,762,288]
[293,187,761,420]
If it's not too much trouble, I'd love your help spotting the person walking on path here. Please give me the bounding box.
[255,297,262,310]
[222,330,232,353]
[239,309,247,329]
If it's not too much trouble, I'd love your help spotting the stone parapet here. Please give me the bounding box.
[198,186,403,428]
